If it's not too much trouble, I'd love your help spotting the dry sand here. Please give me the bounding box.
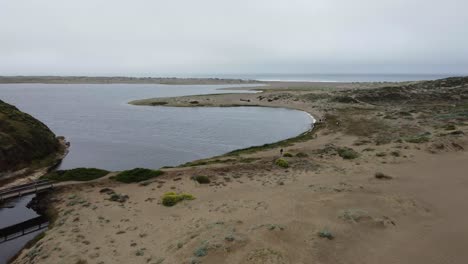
[10,79,468,264]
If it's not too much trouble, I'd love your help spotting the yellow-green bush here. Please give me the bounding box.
[161,192,195,207]
[275,158,289,168]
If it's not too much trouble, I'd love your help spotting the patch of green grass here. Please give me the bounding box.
[337,147,359,160]
[180,158,236,167]
[113,168,163,183]
[275,158,289,168]
[283,152,293,157]
[161,192,195,207]
[42,168,109,182]
[224,123,323,156]
[193,175,210,184]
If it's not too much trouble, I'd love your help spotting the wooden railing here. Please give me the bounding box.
[0,216,49,243]
[0,180,54,201]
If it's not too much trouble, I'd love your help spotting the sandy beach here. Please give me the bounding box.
[10,77,468,264]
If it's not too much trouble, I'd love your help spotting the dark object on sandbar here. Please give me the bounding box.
[375,172,393,180]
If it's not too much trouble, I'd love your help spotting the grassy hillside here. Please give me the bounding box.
[0,100,60,172]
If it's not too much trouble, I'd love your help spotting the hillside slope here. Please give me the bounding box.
[0,100,60,173]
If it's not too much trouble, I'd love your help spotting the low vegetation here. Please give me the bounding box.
[339,209,371,222]
[224,123,324,156]
[193,175,211,184]
[318,230,334,240]
[375,172,393,180]
[0,100,60,172]
[42,168,109,182]
[109,193,129,203]
[161,192,195,207]
[403,133,431,143]
[337,147,359,159]
[283,152,293,157]
[296,152,309,158]
[113,168,163,183]
[275,158,289,168]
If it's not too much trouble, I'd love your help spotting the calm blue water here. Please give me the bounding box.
[0,83,313,171]
[189,73,462,82]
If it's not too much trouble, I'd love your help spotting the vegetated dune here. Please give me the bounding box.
[0,100,61,178]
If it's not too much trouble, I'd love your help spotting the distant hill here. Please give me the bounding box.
[0,100,60,173]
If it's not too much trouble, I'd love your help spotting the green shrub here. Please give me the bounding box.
[113,168,163,183]
[296,152,309,158]
[194,245,208,257]
[337,148,359,160]
[161,192,195,207]
[193,175,210,184]
[283,152,293,157]
[109,193,129,203]
[275,158,289,168]
[318,230,334,240]
[43,168,109,182]
[403,132,431,143]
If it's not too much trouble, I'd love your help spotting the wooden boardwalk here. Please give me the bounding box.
[0,216,49,243]
[0,180,54,202]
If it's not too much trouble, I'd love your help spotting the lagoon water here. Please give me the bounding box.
[0,83,313,263]
[0,83,313,171]
[0,195,43,263]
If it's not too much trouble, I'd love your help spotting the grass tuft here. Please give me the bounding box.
[113,168,163,183]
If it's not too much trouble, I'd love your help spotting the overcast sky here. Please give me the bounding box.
[1,0,467,76]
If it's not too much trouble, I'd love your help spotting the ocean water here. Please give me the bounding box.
[190,73,461,82]
[0,83,313,171]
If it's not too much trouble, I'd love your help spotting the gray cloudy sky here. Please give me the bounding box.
[1,0,467,76]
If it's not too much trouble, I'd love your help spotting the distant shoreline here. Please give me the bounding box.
[1,74,462,85]
[0,76,261,85]
[0,75,425,92]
